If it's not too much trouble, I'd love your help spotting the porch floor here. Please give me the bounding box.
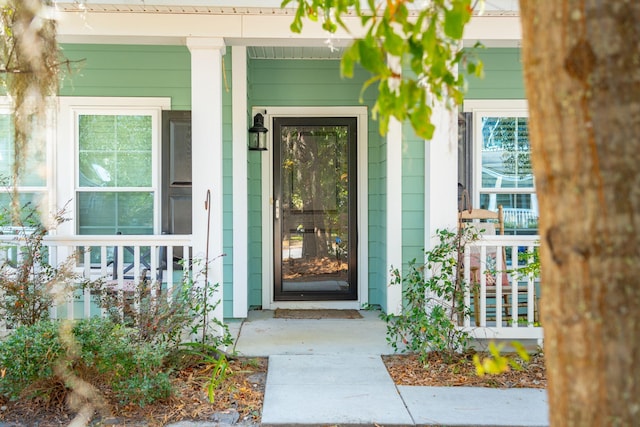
[230,309,393,356]
[225,310,548,427]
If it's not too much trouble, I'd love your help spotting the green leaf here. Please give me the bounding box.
[444,0,472,40]
[410,104,435,140]
[383,25,405,57]
[340,42,360,78]
[358,39,387,75]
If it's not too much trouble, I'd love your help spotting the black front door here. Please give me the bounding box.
[273,117,358,301]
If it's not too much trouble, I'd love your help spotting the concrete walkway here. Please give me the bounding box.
[230,310,549,427]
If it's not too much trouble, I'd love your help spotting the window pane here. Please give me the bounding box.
[481,117,533,190]
[0,192,45,227]
[0,114,13,179]
[77,192,153,235]
[78,114,152,188]
[480,192,539,235]
[0,113,46,187]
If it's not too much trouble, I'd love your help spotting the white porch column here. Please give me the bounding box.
[187,37,226,326]
[424,103,458,251]
[231,46,248,318]
[386,118,403,315]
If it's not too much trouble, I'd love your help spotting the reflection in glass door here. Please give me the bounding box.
[273,117,357,300]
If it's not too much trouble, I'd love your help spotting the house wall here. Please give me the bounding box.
[466,48,525,99]
[246,58,388,309]
[52,44,523,316]
[60,44,237,317]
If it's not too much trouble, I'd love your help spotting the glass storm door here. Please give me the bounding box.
[273,117,357,301]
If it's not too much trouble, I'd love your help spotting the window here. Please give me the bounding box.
[76,113,156,235]
[58,98,170,236]
[464,100,538,235]
[0,99,50,227]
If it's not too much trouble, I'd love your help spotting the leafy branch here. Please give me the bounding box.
[282,0,484,139]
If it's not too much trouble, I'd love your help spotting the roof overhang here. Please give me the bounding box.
[54,1,521,51]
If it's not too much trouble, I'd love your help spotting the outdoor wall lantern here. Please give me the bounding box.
[248,113,268,151]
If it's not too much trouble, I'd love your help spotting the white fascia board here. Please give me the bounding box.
[463,16,521,47]
[60,0,519,13]
[62,0,293,6]
[57,0,366,8]
[56,10,363,45]
[56,5,519,46]
[57,12,242,44]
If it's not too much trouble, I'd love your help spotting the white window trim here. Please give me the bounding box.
[463,99,532,209]
[56,97,171,236]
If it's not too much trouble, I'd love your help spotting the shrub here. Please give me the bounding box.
[0,202,79,328]
[0,320,64,400]
[0,318,173,406]
[87,263,233,352]
[382,227,478,363]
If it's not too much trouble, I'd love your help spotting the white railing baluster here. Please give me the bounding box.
[167,245,174,301]
[511,244,518,327]
[150,244,158,307]
[463,245,471,328]
[116,245,125,320]
[479,245,487,327]
[133,245,141,315]
[83,247,91,319]
[527,245,536,325]
[495,245,503,327]
[100,245,108,318]
[65,244,74,321]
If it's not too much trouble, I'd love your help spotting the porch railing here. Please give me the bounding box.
[0,232,544,343]
[460,234,543,342]
[0,234,192,336]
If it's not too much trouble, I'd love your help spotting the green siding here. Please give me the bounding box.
[368,129,386,309]
[401,123,425,273]
[221,49,234,318]
[466,48,525,99]
[60,44,192,109]
[247,58,387,309]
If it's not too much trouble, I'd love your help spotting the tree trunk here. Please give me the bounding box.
[519,1,640,425]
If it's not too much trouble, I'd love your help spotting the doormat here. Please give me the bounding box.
[274,309,363,319]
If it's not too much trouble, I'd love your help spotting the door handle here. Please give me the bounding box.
[275,199,280,220]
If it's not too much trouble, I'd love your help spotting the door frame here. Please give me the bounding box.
[260,106,368,310]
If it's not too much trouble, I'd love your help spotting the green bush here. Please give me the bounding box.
[382,228,477,363]
[0,320,64,399]
[0,318,172,406]
[87,265,233,352]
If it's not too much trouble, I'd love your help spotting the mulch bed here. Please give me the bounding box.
[0,357,268,427]
[1,352,546,426]
[383,351,546,389]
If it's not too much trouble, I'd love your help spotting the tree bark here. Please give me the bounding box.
[519,1,640,425]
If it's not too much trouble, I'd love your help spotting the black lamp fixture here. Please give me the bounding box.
[248,113,268,151]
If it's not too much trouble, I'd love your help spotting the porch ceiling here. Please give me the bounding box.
[247,45,344,60]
